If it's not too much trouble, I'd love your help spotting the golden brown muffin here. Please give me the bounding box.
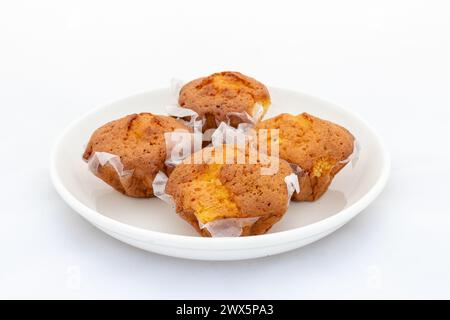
[256,113,355,201]
[178,71,271,131]
[165,144,293,237]
[83,113,191,198]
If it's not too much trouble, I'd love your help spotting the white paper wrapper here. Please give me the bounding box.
[166,104,204,133]
[210,122,253,149]
[285,172,301,203]
[164,129,203,167]
[287,163,304,198]
[169,78,184,104]
[152,171,175,206]
[252,103,265,122]
[87,152,133,178]
[340,138,360,168]
[199,217,260,237]
[225,102,265,126]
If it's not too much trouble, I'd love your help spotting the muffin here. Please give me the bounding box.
[178,71,271,131]
[83,113,191,198]
[256,113,355,201]
[165,144,294,237]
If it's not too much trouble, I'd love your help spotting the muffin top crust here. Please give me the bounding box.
[178,71,271,127]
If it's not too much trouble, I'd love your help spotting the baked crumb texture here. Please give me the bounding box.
[165,145,293,237]
[178,71,271,131]
[256,113,355,201]
[82,113,190,198]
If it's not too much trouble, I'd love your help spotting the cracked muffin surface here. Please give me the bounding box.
[178,71,271,131]
[165,144,293,237]
[256,113,355,201]
[83,113,191,198]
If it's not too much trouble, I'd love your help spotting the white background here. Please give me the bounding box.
[1,0,449,299]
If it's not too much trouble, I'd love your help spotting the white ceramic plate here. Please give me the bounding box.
[50,87,390,261]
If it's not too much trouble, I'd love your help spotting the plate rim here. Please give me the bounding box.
[50,87,391,250]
